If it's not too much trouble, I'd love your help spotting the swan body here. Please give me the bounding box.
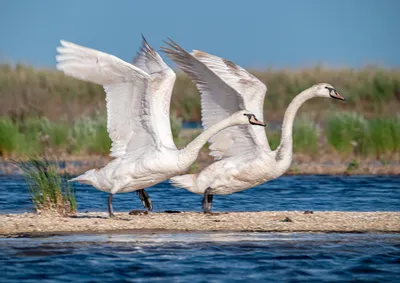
[56,37,265,216]
[163,40,345,211]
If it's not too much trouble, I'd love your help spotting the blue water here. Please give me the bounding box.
[0,175,399,213]
[1,175,399,282]
[182,121,202,129]
[1,233,399,282]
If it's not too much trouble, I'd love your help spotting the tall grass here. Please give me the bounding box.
[264,118,318,153]
[12,157,76,215]
[18,117,70,153]
[40,119,69,148]
[266,130,281,151]
[0,114,111,157]
[293,118,319,153]
[0,117,21,155]
[326,113,400,157]
[68,114,111,155]
[0,111,398,161]
[326,112,369,155]
[367,117,400,158]
[1,64,399,123]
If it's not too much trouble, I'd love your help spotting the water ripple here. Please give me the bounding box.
[1,233,399,282]
[1,176,400,281]
[0,175,399,213]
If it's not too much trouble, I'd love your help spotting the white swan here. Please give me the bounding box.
[162,39,345,212]
[56,37,266,217]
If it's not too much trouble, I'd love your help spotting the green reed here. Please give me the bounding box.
[69,114,111,155]
[293,118,319,153]
[1,64,399,124]
[326,112,369,154]
[0,117,21,155]
[325,113,400,157]
[11,157,76,215]
[367,117,400,158]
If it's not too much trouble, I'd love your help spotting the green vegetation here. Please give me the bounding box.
[170,110,183,143]
[12,157,76,215]
[293,118,319,153]
[0,112,397,160]
[326,112,369,155]
[367,117,400,158]
[70,115,111,155]
[326,113,400,157]
[0,115,112,157]
[266,129,280,151]
[346,159,360,174]
[1,64,399,122]
[0,63,399,162]
[0,117,21,155]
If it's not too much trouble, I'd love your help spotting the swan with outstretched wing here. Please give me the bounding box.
[56,36,266,217]
[163,39,345,212]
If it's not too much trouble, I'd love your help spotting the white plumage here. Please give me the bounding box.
[164,39,345,212]
[56,37,265,216]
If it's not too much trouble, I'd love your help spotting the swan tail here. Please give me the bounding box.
[68,169,96,185]
[170,174,202,194]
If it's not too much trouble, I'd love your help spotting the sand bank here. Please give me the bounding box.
[1,211,399,237]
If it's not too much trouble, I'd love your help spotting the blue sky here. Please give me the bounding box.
[1,0,398,69]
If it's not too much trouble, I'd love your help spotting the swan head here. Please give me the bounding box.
[313,83,345,101]
[232,110,266,127]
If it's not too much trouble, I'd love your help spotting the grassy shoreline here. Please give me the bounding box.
[0,115,399,169]
[1,64,399,173]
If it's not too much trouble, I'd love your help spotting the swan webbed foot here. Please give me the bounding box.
[136,189,153,211]
[202,187,214,213]
[108,193,115,218]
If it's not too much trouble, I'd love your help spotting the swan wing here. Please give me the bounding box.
[130,36,177,150]
[56,40,159,158]
[191,50,271,153]
[162,39,269,160]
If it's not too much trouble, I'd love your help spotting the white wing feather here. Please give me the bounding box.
[56,40,157,157]
[131,36,177,149]
[162,40,270,160]
[192,50,269,151]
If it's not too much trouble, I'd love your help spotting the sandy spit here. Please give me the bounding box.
[1,211,399,237]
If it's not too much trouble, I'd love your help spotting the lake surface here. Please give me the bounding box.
[1,175,399,282]
[0,175,399,213]
[1,233,399,282]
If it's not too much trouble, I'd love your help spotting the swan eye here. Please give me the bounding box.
[325,86,337,95]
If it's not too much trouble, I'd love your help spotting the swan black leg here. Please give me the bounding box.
[129,189,152,215]
[202,187,213,213]
[108,193,115,217]
[137,189,153,211]
[207,194,214,212]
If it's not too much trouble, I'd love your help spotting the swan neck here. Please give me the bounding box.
[178,117,235,167]
[276,89,315,161]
